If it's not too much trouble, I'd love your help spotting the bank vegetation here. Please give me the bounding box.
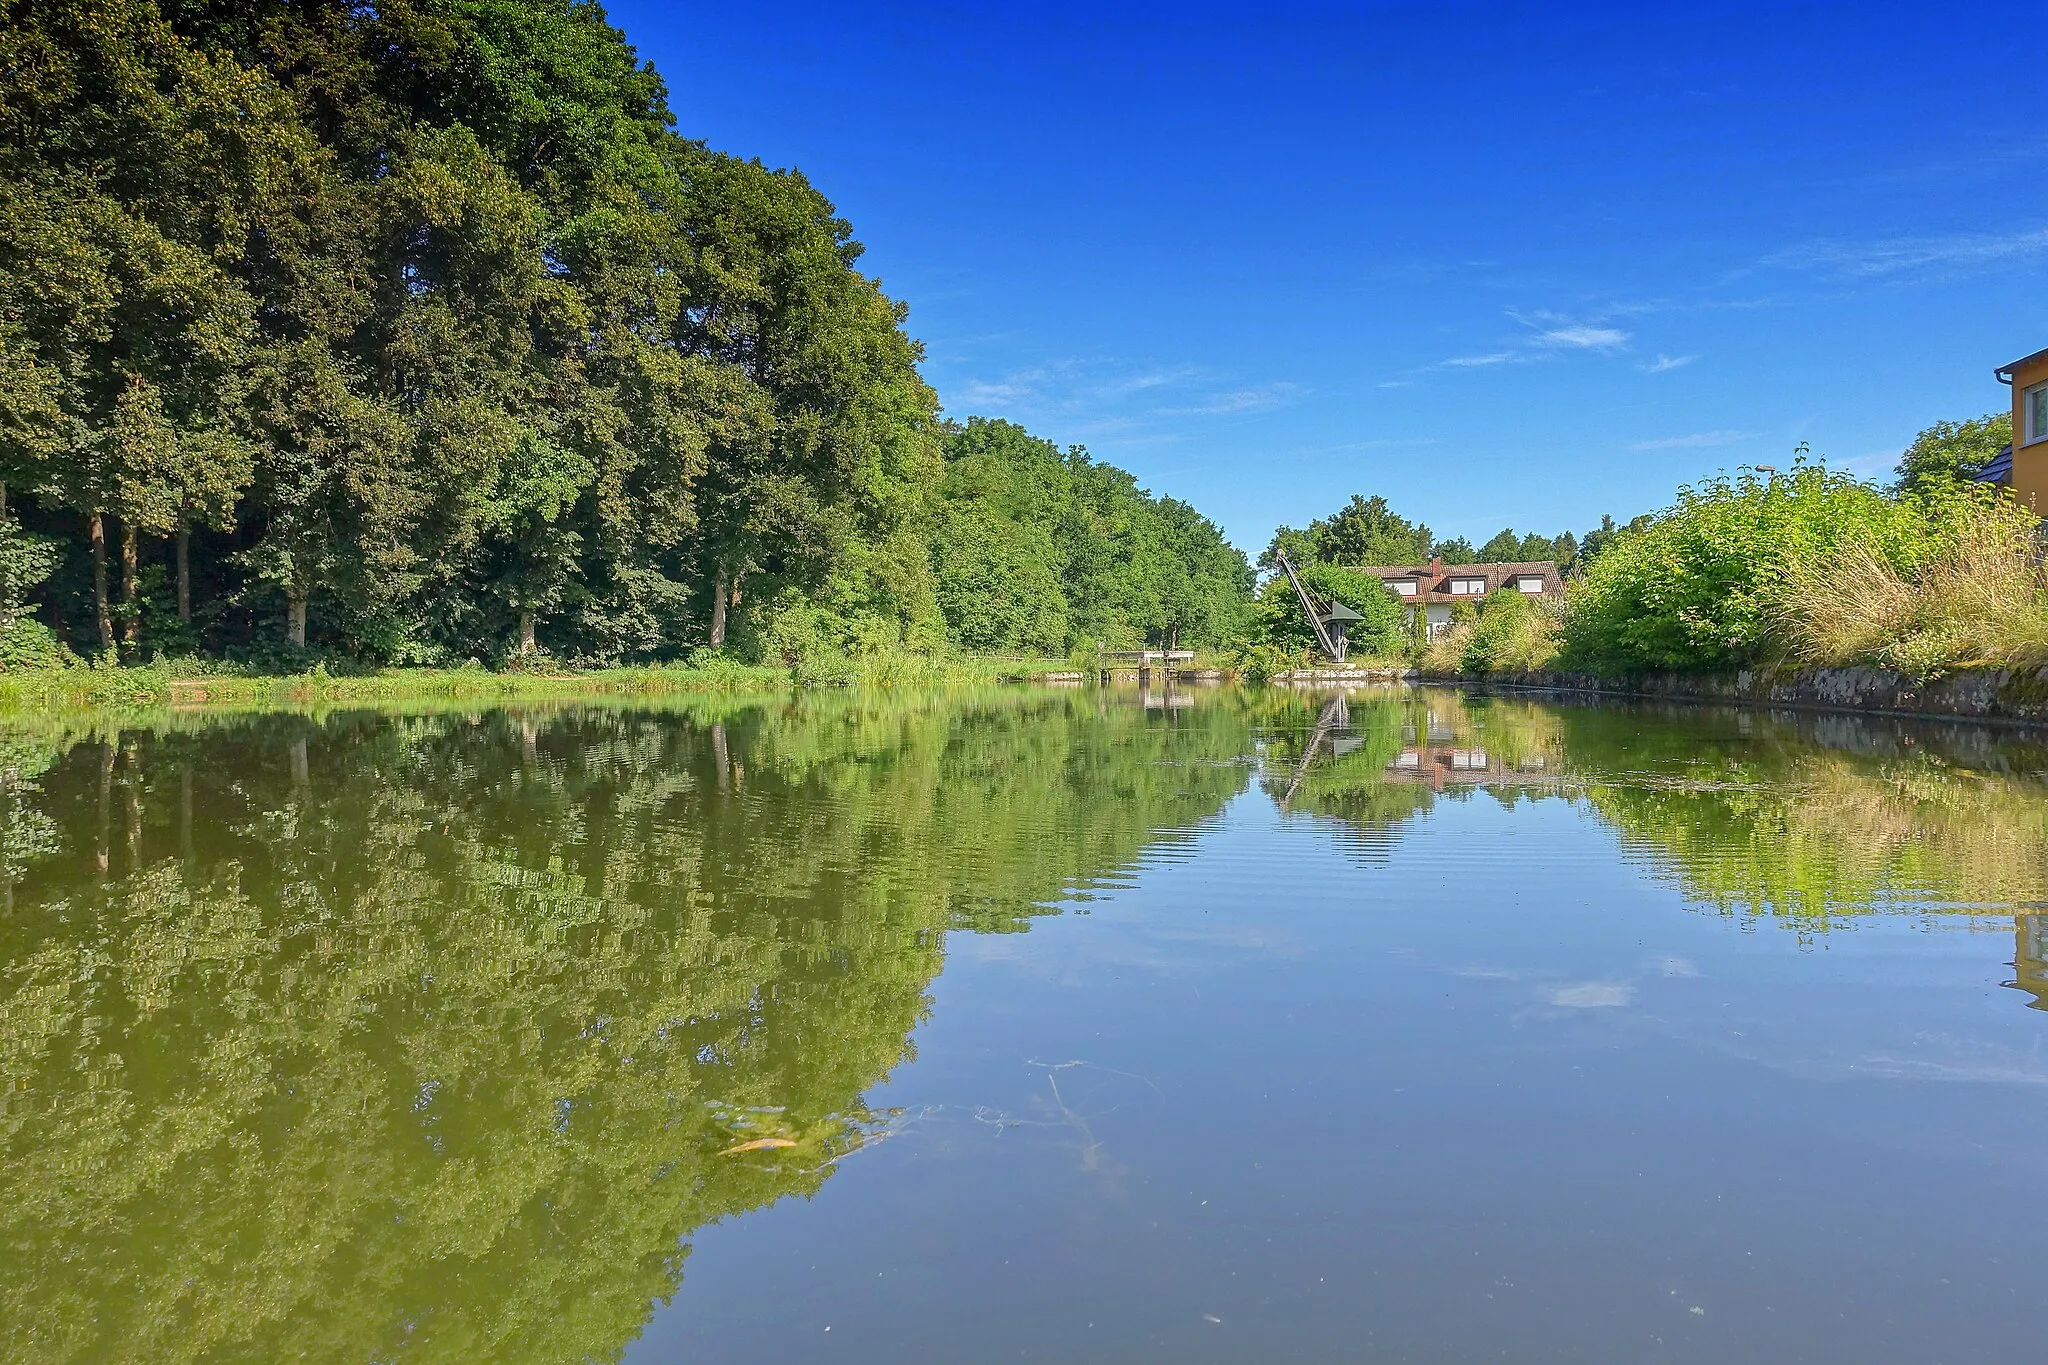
[0,1,1250,680]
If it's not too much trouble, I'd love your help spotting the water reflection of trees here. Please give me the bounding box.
[1266,688,2048,1007]
[1258,692,1566,841]
[0,691,1252,1364]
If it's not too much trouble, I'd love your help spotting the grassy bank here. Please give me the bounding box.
[0,652,1084,715]
[1410,467,2044,686]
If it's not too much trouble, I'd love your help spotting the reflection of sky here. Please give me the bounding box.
[646,769,2048,1363]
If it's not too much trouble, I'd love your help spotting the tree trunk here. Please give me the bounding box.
[1,481,8,521]
[287,590,307,648]
[709,566,728,648]
[88,512,112,655]
[119,521,139,650]
[518,609,537,654]
[95,741,113,878]
[122,744,141,870]
[176,526,191,622]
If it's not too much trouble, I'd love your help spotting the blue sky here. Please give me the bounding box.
[609,0,2045,552]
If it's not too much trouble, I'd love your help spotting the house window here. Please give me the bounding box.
[1514,575,1546,593]
[1448,577,1487,595]
[1449,748,1489,770]
[1386,579,1417,596]
[2028,382,2048,446]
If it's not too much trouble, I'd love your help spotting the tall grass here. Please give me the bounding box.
[1776,497,2048,678]
[1420,591,1561,674]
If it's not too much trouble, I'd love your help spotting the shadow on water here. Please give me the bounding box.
[6,683,2048,1361]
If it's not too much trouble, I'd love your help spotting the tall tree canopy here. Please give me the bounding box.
[1,0,1241,667]
[1264,494,1574,570]
[1893,412,2011,495]
[933,418,1250,652]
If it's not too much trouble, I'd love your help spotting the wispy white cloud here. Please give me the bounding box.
[942,358,1304,454]
[947,359,1200,417]
[1766,224,2048,278]
[1644,353,1697,373]
[1423,310,1634,373]
[1630,429,1760,451]
[1535,324,1630,350]
[1155,382,1304,417]
[1437,351,1522,369]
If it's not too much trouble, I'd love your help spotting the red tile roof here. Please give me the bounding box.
[1352,561,1563,606]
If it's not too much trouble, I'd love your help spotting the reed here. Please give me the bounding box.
[1776,498,2048,678]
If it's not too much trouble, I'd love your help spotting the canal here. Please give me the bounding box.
[3,686,2043,1362]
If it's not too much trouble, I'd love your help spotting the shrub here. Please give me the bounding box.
[1417,618,1469,673]
[1777,493,2048,678]
[1559,466,1972,675]
[1223,640,1312,682]
[1458,589,1561,673]
[1250,560,1404,657]
[0,620,70,672]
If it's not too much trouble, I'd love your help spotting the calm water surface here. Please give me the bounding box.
[4,686,2046,1363]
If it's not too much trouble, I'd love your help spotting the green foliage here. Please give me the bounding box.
[1559,465,1983,675]
[1474,527,1573,564]
[7,1,1261,671]
[1456,586,1559,673]
[1894,412,2011,494]
[1264,495,1574,574]
[0,619,67,671]
[1568,513,1651,572]
[932,419,1250,652]
[0,518,56,633]
[0,1,1243,669]
[1263,494,1431,569]
[1432,536,1476,563]
[1249,559,1404,658]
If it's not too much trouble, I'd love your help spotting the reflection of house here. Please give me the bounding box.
[1384,742,1560,791]
[1357,558,1564,638]
[2008,913,2048,1011]
[1976,346,2048,513]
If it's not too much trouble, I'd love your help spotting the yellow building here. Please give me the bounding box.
[1984,346,2048,512]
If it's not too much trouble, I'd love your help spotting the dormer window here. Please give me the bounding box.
[1448,577,1487,595]
[1514,575,1546,593]
[1385,579,1417,596]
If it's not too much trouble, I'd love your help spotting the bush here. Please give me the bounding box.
[1458,589,1561,673]
[1250,560,1404,657]
[1559,466,1973,675]
[1222,640,1312,682]
[0,620,71,672]
[1777,493,2048,678]
[1417,618,1469,673]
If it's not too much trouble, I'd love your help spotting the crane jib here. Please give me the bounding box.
[1275,552,1345,662]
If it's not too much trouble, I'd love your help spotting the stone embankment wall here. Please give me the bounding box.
[1269,664,2048,727]
[1457,666,2048,726]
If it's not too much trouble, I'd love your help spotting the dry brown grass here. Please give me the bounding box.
[1417,619,1472,672]
[1777,500,2048,677]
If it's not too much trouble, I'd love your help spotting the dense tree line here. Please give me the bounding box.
[0,0,1249,668]
[934,418,1250,653]
[1262,493,1579,573]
